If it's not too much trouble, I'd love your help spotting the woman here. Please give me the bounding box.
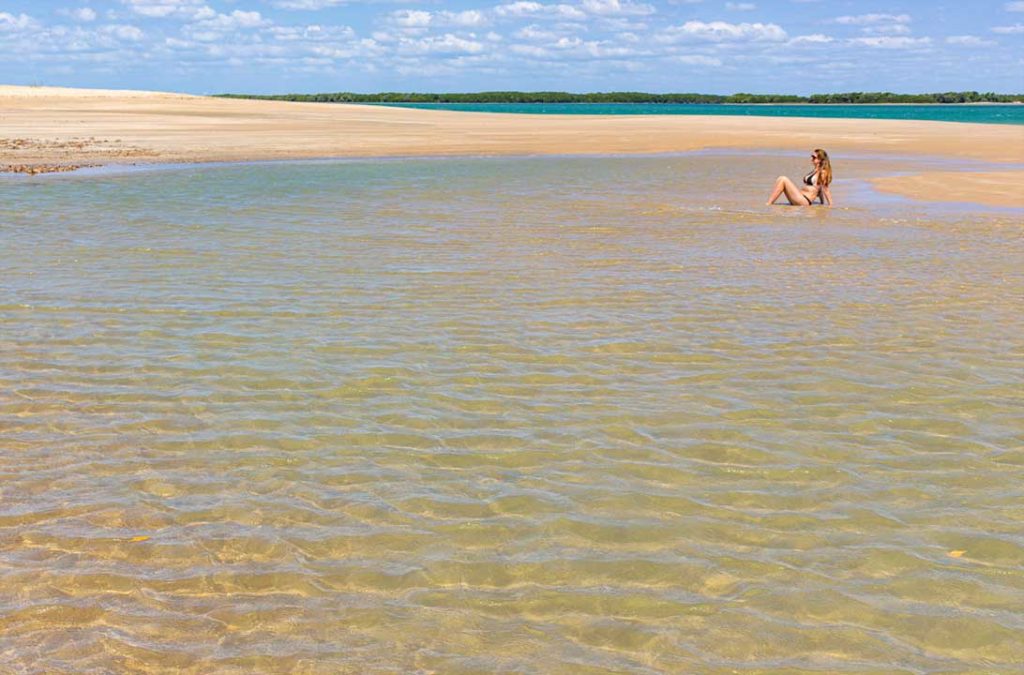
[766,148,833,207]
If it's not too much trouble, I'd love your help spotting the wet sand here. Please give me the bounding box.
[869,170,1024,209]
[2,85,1023,207]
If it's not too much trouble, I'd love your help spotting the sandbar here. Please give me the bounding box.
[869,171,1024,209]
[2,85,1022,207]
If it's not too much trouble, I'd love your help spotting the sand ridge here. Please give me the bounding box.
[2,85,1023,207]
[870,171,1024,209]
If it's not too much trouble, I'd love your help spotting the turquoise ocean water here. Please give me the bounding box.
[375,102,1024,124]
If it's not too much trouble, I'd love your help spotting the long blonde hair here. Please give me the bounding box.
[813,148,832,186]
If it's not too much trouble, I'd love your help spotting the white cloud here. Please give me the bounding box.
[992,23,1024,33]
[491,0,540,15]
[946,35,996,46]
[0,20,156,61]
[659,20,786,42]
[494,1,541,16]
[834,13,915,37]
[787,33,832,45]
[494,2,586,20]
[270,0,347,8]
[675,54,721,65]
[510,35,642,60]
[121,0,208,19]
[389,10,432,28]
[387,9,489,29]
[579,40,639,57]
[0,12,35,31]
[401,33,485,54]
[510,43,548,56]
[552,36,583,49]
[580,0,655,16]
[194,10,270,30]
[849,36,931,49]
[102,24,145,41]
[726,2,756,11]
[441,10,489,27]
[269,23,356,42]
[834,13,911,25]
[1005,1,1024,11]
[0,5,422,79]
[870,24,911,35]
[60,7,99,22]
[309,38,380,59]
[515,24,564,40]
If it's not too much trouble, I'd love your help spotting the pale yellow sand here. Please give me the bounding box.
[870,171,1024,209]
[2,85,1022,207]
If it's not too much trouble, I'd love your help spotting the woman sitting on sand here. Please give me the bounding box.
[767,148,833,207]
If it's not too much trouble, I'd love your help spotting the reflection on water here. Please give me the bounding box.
[2,156,1023,672]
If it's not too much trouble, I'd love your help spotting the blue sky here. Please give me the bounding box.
[1,0,1022,94]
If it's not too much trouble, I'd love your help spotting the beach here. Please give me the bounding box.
[2,85,1023,207]
[4,84,1024,671]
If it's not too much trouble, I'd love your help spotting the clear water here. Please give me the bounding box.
[374,102,1024,125]
[2,155,1023,672]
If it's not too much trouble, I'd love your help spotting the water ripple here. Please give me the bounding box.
[2,155,1023,672]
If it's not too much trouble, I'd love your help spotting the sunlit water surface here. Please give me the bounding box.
[2,156,1023,673]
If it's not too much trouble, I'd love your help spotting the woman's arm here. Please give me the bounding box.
[822,184,833,207]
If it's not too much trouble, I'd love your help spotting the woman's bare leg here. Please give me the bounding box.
[766,176,787,205]
[767,176,810,206]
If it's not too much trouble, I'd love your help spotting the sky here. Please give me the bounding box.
[1,0,1022,94]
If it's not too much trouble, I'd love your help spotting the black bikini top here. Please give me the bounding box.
[803,170,817,186]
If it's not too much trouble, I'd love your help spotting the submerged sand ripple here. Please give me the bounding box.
[2,156,1023,672]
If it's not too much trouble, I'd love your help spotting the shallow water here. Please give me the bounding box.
[2,156,1023,672]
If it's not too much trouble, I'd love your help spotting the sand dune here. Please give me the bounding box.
[2,85,1022,207]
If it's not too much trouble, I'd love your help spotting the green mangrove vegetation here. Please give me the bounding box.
[217,91,1023,104]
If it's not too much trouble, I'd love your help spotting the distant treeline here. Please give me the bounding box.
[217,91,1023,104]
